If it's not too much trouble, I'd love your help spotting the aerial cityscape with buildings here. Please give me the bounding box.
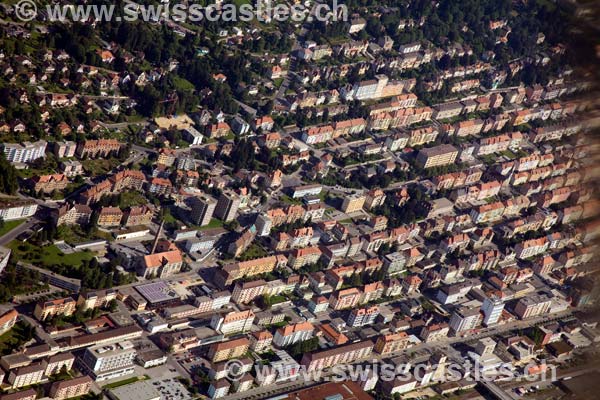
[0,0,599,400]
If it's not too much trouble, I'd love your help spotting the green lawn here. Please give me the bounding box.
[0,219,25,237]
[102,375,147,389]
[199,218,224,230]
[238,242,267,261]
[8,241,96,268]
[81,158,121,176]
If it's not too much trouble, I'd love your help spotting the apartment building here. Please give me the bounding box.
[97,206,123,227]
[210,310,254,335]
[515,237,549,259]
[341,193,366,213]
[250,331,273,353]
[8,363,45,389]
[190,195,217,226]
[287,247,322,269]
[207,338,250,362]
[347,306,379,327]
[214,190,240,222]
[449,306,482,334]
[122,205,153,226]
[79,341,136,381]
[60,160,83,177]
[76,139,122,158]
[218,255,285,285]
[49,375,93,400]
[329,288,362,310]
[52,203,92,227]
[33,297,76,321]
[273,322,315,348]
[2,141,47,164]
[416,144,459,168]
[29,174,69,194]
[231,280,266,304]
[513,294,552,319]
[301,340,374,371]
[407,126,439,147]
[0,199,38,221]
[0,310,18,335]
[374,332,411,355]
[147,178,172,196]
[76,289,117,311]
[364,189,386,210]
[43,352,74,376]
[481,297,505,326]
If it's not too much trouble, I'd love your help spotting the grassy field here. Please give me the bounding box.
[82,158,121,176]
[0,219,25,237]
[8,241,96,268]
[199,218,224,230]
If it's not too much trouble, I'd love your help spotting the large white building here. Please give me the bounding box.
[2,141,47,164]
[481,297,504,326]
[80,341,137,381]
[0,199,38,221]
[273,322,314,348]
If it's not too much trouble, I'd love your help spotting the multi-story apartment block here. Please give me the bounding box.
[190,195,217,226]
[481,297,505,326]
[374,332,411,355]
[341,193,366,213]
[449,306,482,334]
[147,177,172,196]
[2,141,47,164]
[287,247,321,269]
[60,160,83,178]
[79,341,136,381]
[273,322,315,348]
[76,289,117,311]
[0,310,18,335]
[347,306,379,327]
[53,203,93,226]
[416,144,459,168]
[249,331,273,353]
[513,294,552,319]
[301,340,374,371]
[49,375,93,400]
[207,338,250,362]
[53,141,77,158]
[214,190,240,222]
[515,237,549,259]
[0,199,38,221]
[97,206,123,227]
[231,280,266,304]
[122,205,153,226]
[33,297,76,321]
[329,288,362,310]
[8,363,45,389]
[76,139,122,158]
[420,323,450,343]
[29,174,69,194]
[42,352,74,376]
[210,310,254,335]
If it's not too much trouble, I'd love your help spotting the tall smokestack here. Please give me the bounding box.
[150,218,165,254]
